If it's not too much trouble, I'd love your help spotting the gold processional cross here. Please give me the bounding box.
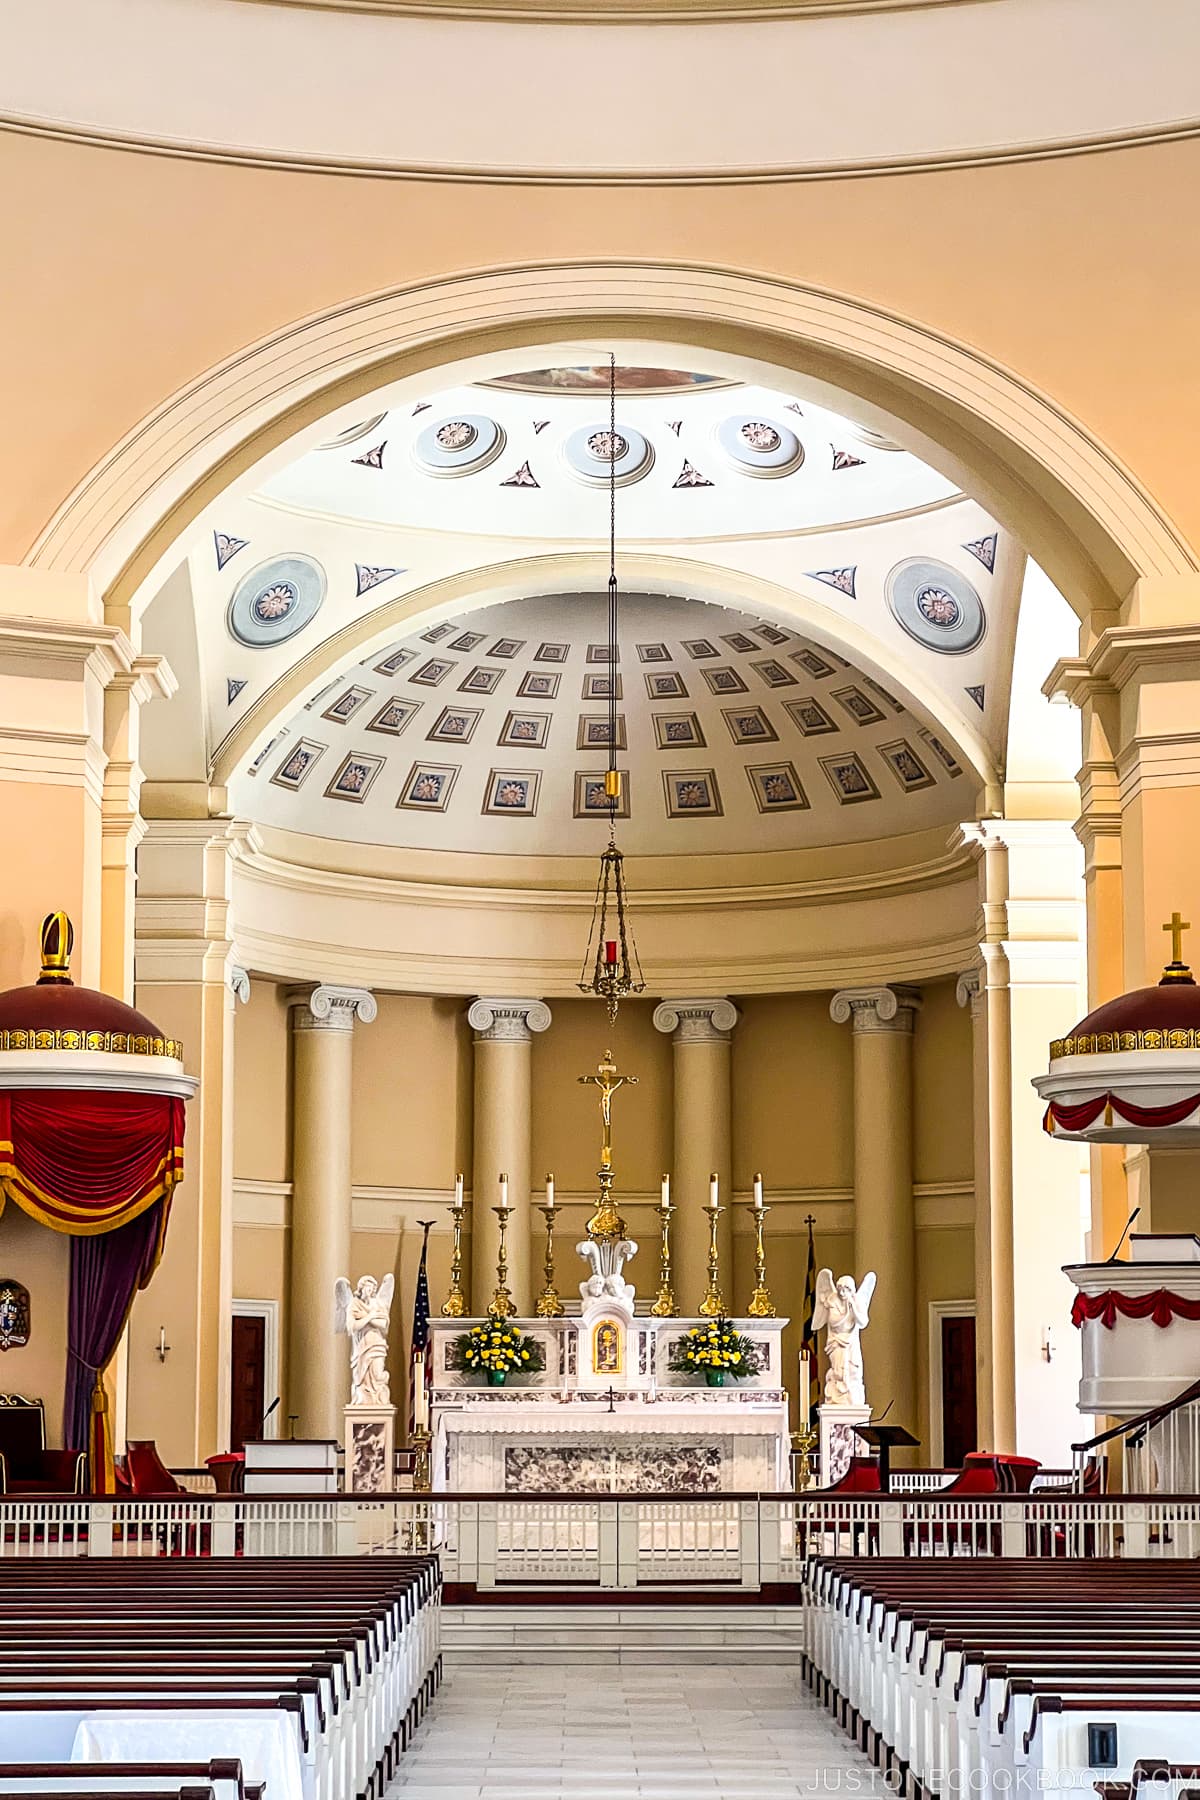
[578,1050,637,1238]
[1164,911,1191,966]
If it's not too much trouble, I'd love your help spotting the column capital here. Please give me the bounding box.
[955,968,984,1015]
[288,983,377,1031]
[829,985,922,1034]
[228,965,251,1006]
[467,997,552,1042]
[652,997,739,1043]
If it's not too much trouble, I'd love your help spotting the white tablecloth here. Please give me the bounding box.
[71,1710,305,1800]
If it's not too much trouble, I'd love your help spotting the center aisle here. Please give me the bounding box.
[389,1660,875,1799]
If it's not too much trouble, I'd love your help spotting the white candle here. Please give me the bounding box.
[753,1172,764,1211]
[413,1359,429,1430]
[660,1173,671,1210]
[454,1172,464,1208]
[545,1173,555,1210]
[709,1173,719,1211]
[499,1172,509,1210]
[799,1352,811,1429]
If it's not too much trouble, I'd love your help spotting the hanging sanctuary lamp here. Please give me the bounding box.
[578,355,646,1025]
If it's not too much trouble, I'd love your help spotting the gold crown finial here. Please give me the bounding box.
[1161,911,1195,985]
[37,912,74,986]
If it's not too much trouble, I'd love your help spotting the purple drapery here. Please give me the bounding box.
[65,1203,165,1463]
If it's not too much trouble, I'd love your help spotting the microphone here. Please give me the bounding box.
[261,1396,281,1432]
[875,1399,894,1423]
[1107,1207,1141,1264]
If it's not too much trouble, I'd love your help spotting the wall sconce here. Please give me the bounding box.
[156,1326,171,1363]
[1042,1325,1054,1363]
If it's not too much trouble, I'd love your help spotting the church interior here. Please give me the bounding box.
[3,0,1200,1793]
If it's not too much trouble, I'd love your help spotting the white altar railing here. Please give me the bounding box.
[3,1491,1200,1581]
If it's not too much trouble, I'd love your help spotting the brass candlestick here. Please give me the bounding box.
[650,1193,677,1317]
[489,1201,515,1320]
[411,1423,432,1493]
[791,1425,818,1491]
[745,1202,776,1318]
[441,1196,467,1317]
[697,1194,726,1318]
[535,1204,564,1317]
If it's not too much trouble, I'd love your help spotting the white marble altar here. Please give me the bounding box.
[429,1314,789,1493]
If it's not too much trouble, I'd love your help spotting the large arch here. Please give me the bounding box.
[26,263,1197,625]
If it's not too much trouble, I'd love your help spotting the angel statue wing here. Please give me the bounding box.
[376,1273,395,1316]
[811,1267,837,1332]
[333,1276,353,1336]
[851,1270,878,1329]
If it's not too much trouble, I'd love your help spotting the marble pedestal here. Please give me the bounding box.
[818,1402,871,1487]
[345,1402,395,1493]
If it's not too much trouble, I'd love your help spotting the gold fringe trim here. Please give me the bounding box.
[0,1029,183,1057]
[1050,1027,1200,1059]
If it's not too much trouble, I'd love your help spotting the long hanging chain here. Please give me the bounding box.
[607,352,618,844]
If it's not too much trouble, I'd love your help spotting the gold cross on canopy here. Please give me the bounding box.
[579,1050,637,1170]
[1164,911,1192,964]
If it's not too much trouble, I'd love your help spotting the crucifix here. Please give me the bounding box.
[579,1050,638,1171]
[1163,911,1192,966]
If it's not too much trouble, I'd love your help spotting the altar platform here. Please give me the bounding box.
[429,1315,789,1494]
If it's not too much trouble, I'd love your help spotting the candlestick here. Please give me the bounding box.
[534,1202,564,1317]
[412,1357,430,1430]
[798,1351,811,1429]
[411,1423,432,1493]
[708,1172,719,1211]
[441,1176,467,1317]
[697,1187,726,1318]
[745,1194,776,1318]
[488,1200,514,1319]
[791,1424,818,1492]
[650,1172,677,1318]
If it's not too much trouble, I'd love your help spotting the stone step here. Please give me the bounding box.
[441,1603,807,1664]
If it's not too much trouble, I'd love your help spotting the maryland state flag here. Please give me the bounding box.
[801,1213,820,1419]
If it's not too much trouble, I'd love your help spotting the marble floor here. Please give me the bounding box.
[389,1661,878,1799]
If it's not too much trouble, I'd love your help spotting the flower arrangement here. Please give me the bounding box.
[453,1320,546,1387]
[668,1318,756,1387]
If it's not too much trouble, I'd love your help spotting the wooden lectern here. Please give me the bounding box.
[853,1422,919,1493]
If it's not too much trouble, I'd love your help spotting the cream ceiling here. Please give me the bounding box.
[228,591,972,855]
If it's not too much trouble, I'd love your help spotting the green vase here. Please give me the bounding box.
[705,1369,725,1388]
[487,1368,507,1388]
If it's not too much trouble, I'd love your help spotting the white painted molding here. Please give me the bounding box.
[652,997,740,1042]
[467,997,552,1041]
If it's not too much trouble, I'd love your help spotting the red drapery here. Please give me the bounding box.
[0,1091,184,1235]
[1071,1288,1200,1329]
[1044,1092,1200,1134]
[0,1091,185,1491]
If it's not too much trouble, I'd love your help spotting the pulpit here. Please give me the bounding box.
[1066,1235,1200,1417]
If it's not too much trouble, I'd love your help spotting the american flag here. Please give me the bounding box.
[408,1221,434,1439]
[801,1213,820,1420]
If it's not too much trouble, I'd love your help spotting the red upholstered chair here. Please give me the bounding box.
[810,1456,882,1495]
[124,1439,188,1495]
[205,1452,245,1494]
[994,1453,1041,1492]
[0,1395,86,1495]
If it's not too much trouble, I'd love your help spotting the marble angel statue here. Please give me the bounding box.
[334,1273,395,1407]
[812,1267,877,1408]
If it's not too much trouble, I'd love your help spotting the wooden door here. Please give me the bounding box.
[940,1314,978,1468]
[230,1312,266,1453]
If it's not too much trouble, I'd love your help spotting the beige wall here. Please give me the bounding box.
[351,994,473,1191]
[913,979,974,1187]
[915,1225,977,1459]
[233,980,291,1183]
[0,1206,70,1443]
[732,993,854,1191]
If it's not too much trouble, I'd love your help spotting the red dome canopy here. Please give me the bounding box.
[0,914,181,1059]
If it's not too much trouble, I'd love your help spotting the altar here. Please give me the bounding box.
[429,1315,790,1493]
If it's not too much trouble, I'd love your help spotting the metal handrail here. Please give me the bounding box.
[1071,1375,1200,1454]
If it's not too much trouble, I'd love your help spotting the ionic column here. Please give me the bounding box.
[830,986,921,1433]
[288,984,376,1439]
[956,967,995,1447]
[652,999,739,1312]
[467,999,551,1316]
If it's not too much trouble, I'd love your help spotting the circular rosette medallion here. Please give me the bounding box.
[563,422,653,486]
[228,555,327,648]
[413,413,504,476]
[716,413,803,478]
[886,557,986,655]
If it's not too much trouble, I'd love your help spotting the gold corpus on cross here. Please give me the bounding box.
[1162,911,1193,981]
[579,1049,637,1241]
